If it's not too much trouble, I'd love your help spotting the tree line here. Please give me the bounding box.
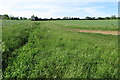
[0,14,28,20]
[31,15,119,21]
[0,14,119,21]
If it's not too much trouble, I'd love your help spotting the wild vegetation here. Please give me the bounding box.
[2,20,118,79]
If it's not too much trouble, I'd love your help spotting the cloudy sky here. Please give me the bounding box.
[0,0,119,18]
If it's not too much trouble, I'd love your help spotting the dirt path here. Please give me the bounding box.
[66,29,120,35]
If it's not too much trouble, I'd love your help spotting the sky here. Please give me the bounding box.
[0,0,119,18]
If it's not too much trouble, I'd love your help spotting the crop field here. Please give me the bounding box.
[1,20,119,78]
[50,20,118,31]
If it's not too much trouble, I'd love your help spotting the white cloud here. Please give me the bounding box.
[0,0,118,18]
[83,8,105,17]
[61,6,107,18]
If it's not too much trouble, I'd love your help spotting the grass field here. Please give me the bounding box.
[51,20,118,31]
[2,20,118,78]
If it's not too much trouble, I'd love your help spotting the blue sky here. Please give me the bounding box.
[0,0,118,18]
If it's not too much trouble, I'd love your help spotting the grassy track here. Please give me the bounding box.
[2,20,118,78]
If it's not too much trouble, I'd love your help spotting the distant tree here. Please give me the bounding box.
[63,17,66,20]
[118,17,120,19]
[63,17,69,20]
[20,17,23,20]
[34,16,38,20]
[72,17,80,20]
[3,14,9,19]
[15,17,19,20]
[105,17,110,20]
[98,17,104,20]
[92,17,95,20]
[55,18,61,20]
[71,17,74,19]
[66,17,69,19]
[3,14,9,17]
[85,16,92,20]
[22,17,27,20]
[68,17,71,19]
[10,16,19,20]
[50,17,53,20]
[39,18,42,20]
[10,16,15,20]
[31,15,35,20]
[31,15,38,20]
[111,15,117,19]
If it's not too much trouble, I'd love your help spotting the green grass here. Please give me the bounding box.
[2,20,35,73]
[2,20,118,78]
[51,20,118,31]
[0,19,2,80]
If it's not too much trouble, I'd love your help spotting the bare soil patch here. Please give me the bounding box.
[66,29,119,35]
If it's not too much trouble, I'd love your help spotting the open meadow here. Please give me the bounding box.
[2,20,119,78]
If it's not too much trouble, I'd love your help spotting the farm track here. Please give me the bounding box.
[49,22,119,35]
[66,29,120,35]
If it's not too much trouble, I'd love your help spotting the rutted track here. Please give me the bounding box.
[66,29,119,35]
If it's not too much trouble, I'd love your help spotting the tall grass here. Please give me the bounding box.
[2,20,118,78]
[2,20,35,71]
